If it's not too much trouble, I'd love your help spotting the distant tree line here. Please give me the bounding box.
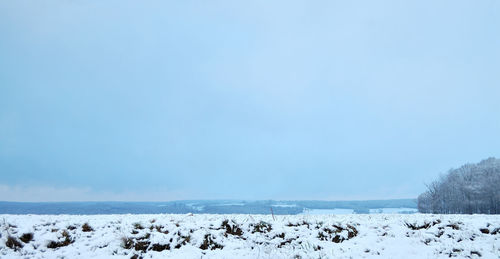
[418,157,500,214]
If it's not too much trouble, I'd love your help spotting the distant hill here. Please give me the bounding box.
[0,199,416,215]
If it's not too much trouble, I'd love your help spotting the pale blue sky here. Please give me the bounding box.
[1,0,499,201]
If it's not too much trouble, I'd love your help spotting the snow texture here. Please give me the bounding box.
[1,214,499,258]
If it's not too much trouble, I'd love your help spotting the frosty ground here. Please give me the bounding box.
[1,214,499,259]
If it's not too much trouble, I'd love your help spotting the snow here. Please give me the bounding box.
[369,208,418,214]
[1,214,499,258]
[300,209,355,215]
[271,204,298,208]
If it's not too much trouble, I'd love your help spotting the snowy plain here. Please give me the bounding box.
[1,213,499,259]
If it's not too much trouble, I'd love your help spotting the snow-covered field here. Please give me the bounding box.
[1,214,499,259]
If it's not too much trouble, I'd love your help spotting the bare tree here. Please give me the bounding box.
[418,158,500,214]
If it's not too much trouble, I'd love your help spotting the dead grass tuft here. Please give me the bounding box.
[67,225,77,231]
[252,221,272,233]
[82,223,94,232]
[200,234,223,250]
[404,220,440,230]
[317,224,358,243]
[47,230,74,249]
[6,236,23,251]
[151,243,170,252]
[20,233,34,243]
[221,220,243,237]
[479,228,489,234]
[133,223,144,230]
[446,224,460,230]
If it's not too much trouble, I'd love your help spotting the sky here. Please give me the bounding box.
[1,0,499,202]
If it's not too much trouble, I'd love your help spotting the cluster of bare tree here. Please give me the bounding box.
[418,157,500,214]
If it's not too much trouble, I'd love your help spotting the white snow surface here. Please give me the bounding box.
[369,208,418,214]
[1,214,499,259]
[300,209,355,215]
